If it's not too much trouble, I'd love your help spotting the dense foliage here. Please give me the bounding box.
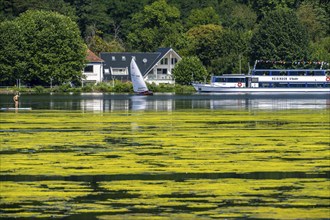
[1,0,329,86]
[0,10,86,86]
[250,9,309,63]
[173,56,208,85]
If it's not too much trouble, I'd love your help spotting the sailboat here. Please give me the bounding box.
[130,58,153,95]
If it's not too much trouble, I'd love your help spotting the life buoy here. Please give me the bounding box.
[237,82,242,87]
[326,76,330,82]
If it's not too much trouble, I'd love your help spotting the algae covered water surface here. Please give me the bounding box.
[0,109,329,219]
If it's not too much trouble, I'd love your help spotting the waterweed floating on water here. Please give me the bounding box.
[0,109,329,219]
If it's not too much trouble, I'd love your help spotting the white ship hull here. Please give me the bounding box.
[193,83,330,93]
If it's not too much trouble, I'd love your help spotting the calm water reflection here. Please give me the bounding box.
[0,93,329,111]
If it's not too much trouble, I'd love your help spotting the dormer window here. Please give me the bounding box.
[112,56,116,61]
[122,56,126,61]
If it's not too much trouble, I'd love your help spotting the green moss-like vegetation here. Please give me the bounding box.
[0,109,329,219]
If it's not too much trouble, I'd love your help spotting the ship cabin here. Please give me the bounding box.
[211,69,330,88]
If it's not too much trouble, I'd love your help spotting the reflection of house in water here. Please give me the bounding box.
[81,99,104,112]
[81,98,130,112]
[109,99,130,111]
[130,96,173,111]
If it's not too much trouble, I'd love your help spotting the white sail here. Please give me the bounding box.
[130,58,149,93]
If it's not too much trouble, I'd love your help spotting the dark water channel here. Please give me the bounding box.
[0,92,329,111]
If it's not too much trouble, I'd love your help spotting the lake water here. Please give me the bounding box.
[0,93,329,111]
[0,93,329,219]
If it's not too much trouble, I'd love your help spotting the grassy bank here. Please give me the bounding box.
[1,109,329,219]
[0,81,195,94]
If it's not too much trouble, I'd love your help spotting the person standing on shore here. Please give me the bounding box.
[13,93,19,108]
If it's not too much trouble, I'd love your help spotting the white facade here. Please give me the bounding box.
[83,63,103,83]
[82,49,104,84]
[145,49,181,85]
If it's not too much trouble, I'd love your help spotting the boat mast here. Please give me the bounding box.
[253,60,258,70]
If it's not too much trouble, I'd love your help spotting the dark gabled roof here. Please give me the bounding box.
[100,48,173,76]
[86,49,104,62]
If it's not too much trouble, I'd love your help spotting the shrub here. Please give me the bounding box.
[34,86,45,93]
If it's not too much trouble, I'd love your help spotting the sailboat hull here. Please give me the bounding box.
[138,91,153,96]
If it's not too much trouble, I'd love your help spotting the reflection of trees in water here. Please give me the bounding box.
[1,94,328,111]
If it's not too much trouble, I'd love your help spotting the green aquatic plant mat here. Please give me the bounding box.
[0,109,329,219]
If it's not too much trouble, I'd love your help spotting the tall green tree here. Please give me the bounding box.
[185,7,220,29]
[65,0,113,39]
[0,10,86,86]
[211,30,251,74]
[106,0,151,41]
[172,56,208,85]
[127,0,183,51]
[186,24,223,67]
[309,37,330,62]
[296,1,329,41]
[250,9,309,63]
[0,0,77,21]
[0,21,25,84]
[248,0,298,19]
[168,0,219,19]
[218,0,257,31]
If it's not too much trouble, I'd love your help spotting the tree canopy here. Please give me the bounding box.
[0,10,86,86]
[172,56,208,85]
[250,9,309,63]
[1,0,329,86]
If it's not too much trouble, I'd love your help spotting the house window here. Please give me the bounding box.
[160,58,168,65]
[111,68,128,75]
[84,65,93,73]
[112,56,116,61]
[171,58,178,65]
[157,68,167,74]
[122,56,126,61]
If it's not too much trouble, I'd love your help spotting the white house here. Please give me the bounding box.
[82,49,104,84]
[100,48,181,85]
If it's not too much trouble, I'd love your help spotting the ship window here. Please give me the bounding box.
[260,83,271,87]
[273,83,289,88]
[288,71,299,76]
[289,83,306,88]
[314,71,325,76]
[252,71,265,76]
[306,71,314,76]
[306,83,325,88]
[227,78,244,82]
[271,71,281,76]
[214,77,225,82]
[251,78,259,83]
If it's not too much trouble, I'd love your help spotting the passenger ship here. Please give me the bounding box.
[193,68,330,93]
